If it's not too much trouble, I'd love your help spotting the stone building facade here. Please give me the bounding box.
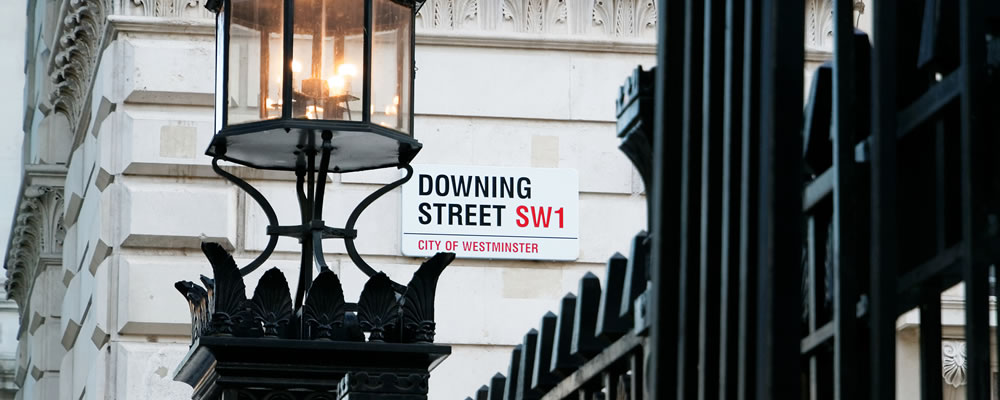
[1,0,989,399]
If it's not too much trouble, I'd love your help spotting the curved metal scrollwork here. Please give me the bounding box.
[211,158,279,276]
[344,164,414,294]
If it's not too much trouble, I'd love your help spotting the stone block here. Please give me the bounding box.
[114,107,215,176]
[116,255,306,336]
[414,46,572,121]
[577,193,646,263]
[114,342,194,400]
[28,318,62,372]
[567,52,657,121]
[71,339,98,400]
[119,36,215,106]
[118,178,236,250]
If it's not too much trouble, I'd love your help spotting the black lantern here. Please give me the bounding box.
[205,0,423,172]
[173,1,454,399]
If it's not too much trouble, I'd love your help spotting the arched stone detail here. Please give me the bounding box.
[5,186,64,315]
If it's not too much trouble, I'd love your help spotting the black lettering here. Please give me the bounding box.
[492,205,505,227]
[517,177,531,199]
[475,177,488,197]
[452,175,472,197]
[479,204,491,226]
[491,176,497,198]
[448,204,462,225]
[500,177,514,198]
[432,203,446,224]
[418,174,433,195]
[435,175,449,196]
[465,204,477,226]
[418,203,431,224]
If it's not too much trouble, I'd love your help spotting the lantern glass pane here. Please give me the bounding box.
[228,0,284,125]
[372,0,412,134]
[291,0,366,121]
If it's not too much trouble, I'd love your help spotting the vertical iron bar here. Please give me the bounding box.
[869,0,899,396]
[831,0,858,399]
[282,0,293,119]
[363,0,373,123]
[699,0,726,398]
[718,0,744,398]
[678,0,705,396]
[756,0,804,399]
[650,0,687,397]
[958,0,990,398]
[737,0,761,398]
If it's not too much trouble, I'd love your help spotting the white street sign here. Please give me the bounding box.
[400,164,579,260]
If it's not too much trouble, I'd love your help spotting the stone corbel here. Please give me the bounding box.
[4,165,67,316]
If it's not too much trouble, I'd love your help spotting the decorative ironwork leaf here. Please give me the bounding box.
[357,272,400,342]
[302,269,347,340]
[174,280,208,342]
[250,267,293,338]
[401,252,454,343]
[201,242,248,335]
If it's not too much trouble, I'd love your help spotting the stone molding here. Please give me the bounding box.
[4,165,67,316]
[942,340,967,388]
[416,0,656,38]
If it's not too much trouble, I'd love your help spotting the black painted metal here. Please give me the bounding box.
[469,1,1000,400]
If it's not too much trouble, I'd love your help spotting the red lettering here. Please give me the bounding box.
[516,206,529,227]
[554,208,564,228]
[531,206,552,228]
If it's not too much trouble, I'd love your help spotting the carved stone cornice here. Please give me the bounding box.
[3,165,67,316]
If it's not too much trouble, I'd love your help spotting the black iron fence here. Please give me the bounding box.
[466,0,1000,399]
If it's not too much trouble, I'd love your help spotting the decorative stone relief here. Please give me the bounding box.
[5,186,65,314]
[122,0,213,18]
[942,340,967,388]
[49,0,112,138]
[416,0,479,30]
[805,0,866,51]
[501,0,567,33]
[592,0,657,38]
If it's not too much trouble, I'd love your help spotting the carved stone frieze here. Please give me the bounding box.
[942,340,967,388]
[5,186,65,313]
[416,0,479,30]
[122,0,213,18]
[501,0,567,33]
[416,0,656,38]
[592,0,656,38]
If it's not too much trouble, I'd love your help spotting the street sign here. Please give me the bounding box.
[401,164,579,260]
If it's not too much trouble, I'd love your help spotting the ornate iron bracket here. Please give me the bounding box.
[211,141,413,297]
[211,158,278,276]
[345,164,414,294]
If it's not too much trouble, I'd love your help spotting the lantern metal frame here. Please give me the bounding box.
[205,0,425,174]
[203,0,427,303]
